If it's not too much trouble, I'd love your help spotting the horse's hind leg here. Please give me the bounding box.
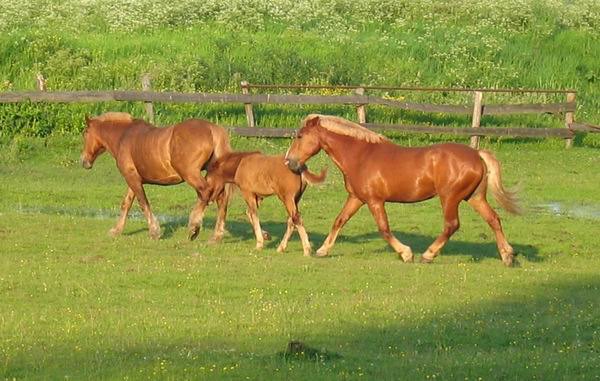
[188,197,208,241]
[182,172,211,241]
[468,193,514,266]
[109,187,135,237]
[317,195,364,257]
[208,183,232,244]
[421,195,461,263]
[277,217,295,253]
[243,192,265,250]
[367,201,414,263]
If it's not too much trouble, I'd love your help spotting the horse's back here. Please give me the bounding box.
[171,119,230,160]
[236,154,300,196]
[357,141,484,202]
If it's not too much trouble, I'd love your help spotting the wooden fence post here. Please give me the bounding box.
[36,73,46,91]
[470,91,483,149]
[241,81,255,127]
[355,87,367,124]
[141,74,155,124]
[564,92,576,148]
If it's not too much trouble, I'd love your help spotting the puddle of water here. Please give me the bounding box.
[535,202,600,220]
[12,205,188,224]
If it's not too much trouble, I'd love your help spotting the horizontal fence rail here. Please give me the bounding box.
[0,90,576,116]
[245,83,577,94]
[1,78,597,148]
[225,124,574,139]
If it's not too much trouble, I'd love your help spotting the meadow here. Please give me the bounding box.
[1,135,599,379]
[1,0,600,379]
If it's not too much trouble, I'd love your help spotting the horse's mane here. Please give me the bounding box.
[304,114,387,143]
[92,112,134,123]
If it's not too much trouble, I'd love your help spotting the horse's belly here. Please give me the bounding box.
[143,174,184,185]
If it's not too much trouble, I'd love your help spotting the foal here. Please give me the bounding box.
[206,152,326,256]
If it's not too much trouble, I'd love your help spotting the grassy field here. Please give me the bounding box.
[1,1,599,379]
[1,135,599,379]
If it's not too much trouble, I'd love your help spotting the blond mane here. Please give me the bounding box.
[93,112,134,123]
[304,114,387,143]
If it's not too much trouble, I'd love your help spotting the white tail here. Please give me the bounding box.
[478,150,522,215]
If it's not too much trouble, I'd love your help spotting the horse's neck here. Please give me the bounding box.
[320,132,369,172]
[99,122,131,156]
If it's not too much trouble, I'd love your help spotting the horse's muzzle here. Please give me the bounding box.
[285,158,306,174]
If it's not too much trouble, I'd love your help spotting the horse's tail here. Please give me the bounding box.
[301,167,327,185]
[211,125,232,160]
[478,150,522,215]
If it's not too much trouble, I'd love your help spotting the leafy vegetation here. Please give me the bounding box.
[1,2,600,379]
[0,0,599,137]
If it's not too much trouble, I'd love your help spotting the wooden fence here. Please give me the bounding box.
[1,75,594,148]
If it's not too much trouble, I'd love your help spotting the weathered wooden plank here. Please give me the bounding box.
[227,124,573,139]
[470,91,483,148]
[247,83,576,94]
[569,122,600,133]
[0,91,117,103]
[483,102,576,115]
[226,127,297,137]
[364,123,574,138]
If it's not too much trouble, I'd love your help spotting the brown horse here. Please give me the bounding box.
[284,114,521,266]
[80,112,232,241]
[206,152,326,256]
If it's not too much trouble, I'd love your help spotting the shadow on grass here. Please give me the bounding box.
[3,277,598,379]
[151,215,539,264]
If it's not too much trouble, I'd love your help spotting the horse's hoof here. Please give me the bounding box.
[188,228,200,241]
[502,256,514,267]
[420,256,434,264]
[303,251,312,257]
[315,249,329,257]
[276,246,286,253]
[207,236,222,245]
[402,256,414,263]
[149,227,161,240]
[108,228,121,238]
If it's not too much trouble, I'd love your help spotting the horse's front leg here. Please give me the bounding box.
[316,195,363,257]
[128,181,161,240]
[109,187,135,237]
[366,201,413,263]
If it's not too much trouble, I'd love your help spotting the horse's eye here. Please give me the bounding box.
[297,134,302,139]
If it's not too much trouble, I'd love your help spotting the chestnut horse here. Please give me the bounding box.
[206,152,326,256]
[80,112,231,241]
[285,114,521,266]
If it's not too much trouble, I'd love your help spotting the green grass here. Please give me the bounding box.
[1,0,599,137]
[1,135,599,379]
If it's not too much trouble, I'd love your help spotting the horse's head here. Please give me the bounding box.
[285,115,322,174]
[80,116,106,169]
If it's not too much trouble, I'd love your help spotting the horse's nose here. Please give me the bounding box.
[286,158,302,174]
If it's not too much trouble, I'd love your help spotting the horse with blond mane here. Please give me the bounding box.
[285,114,521,266]
[80,112,231,241]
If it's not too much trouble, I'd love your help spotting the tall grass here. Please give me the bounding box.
[0,0,599,138]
